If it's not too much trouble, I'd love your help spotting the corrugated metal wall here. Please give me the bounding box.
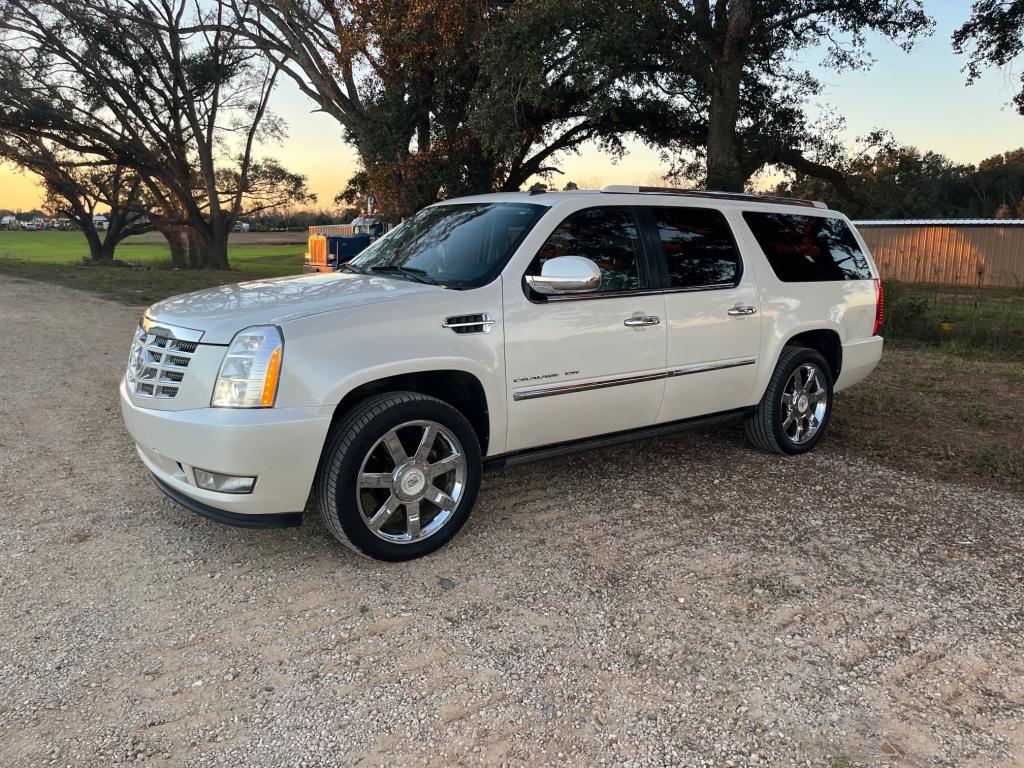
[856,224,1024,288]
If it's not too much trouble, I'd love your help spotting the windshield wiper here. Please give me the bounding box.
[369,265,434,285]
[338,262,366,274]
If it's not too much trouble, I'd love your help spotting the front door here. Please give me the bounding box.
[502,206,667,453]
[639,205,762,422]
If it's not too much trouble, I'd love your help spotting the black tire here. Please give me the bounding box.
[744,346,834,456]
[314,391,482,561]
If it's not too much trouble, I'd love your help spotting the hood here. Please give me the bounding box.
[146,271,440,344]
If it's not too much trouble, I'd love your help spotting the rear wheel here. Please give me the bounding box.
[744,346,833,456]
[314,392,481,560]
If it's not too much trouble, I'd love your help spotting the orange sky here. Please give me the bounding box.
[3,8,1024,212]
[0,94,672,212]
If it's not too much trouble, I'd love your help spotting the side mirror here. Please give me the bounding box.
[525,255,602,295]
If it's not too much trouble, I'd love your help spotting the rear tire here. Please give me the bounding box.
[314,392,481,561]
[744,346,834,456]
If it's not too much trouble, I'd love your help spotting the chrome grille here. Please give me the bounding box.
[126,319,203,399]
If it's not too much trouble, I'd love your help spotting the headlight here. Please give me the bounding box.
[211,326,283,408]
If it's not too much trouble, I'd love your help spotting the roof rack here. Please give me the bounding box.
[600,185,827,210]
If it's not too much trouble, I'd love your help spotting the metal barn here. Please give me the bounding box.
[853,220,1024,288]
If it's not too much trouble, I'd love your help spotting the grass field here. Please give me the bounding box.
[0,230,307,304]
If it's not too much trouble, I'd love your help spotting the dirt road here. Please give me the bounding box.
[1,276,1021,767]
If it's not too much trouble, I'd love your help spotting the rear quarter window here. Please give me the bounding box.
[743,212,872,282]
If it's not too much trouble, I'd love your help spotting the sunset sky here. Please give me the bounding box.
[1,0,1021,212]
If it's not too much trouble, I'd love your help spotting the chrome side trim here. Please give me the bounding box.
[668,358,756,376]
[536,284,742,303]
[512,358,758,401]
[512,372,666,401]
[541,288,666,303]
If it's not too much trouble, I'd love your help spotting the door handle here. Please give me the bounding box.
[624,315,661,327]
[727,306,757,316]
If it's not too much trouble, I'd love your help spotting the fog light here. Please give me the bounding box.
[193,469,256,494]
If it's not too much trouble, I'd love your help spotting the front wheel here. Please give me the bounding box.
[744,346,834,456]
[314,392,482,561]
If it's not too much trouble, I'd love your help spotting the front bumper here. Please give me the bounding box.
[120,380,333,519]
[149,474,303,528]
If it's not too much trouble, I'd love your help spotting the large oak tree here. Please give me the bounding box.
[218,0,666,218]
[638,0,934,191]
[0,0,312,268]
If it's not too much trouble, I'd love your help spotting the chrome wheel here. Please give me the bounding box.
[781,363,827,445]
[356,420,467,544]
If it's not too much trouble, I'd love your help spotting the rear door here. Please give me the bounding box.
[639,205,762,422]
[502,205,667,452]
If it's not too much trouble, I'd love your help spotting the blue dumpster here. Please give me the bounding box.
[326,234,372,267]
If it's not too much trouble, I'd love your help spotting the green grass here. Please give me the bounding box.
[0,230,306,304]
[962,404,994,428]
[883,280,1024,358]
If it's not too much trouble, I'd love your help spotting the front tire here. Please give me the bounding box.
[744,346,834,456]
[314,392,482,561]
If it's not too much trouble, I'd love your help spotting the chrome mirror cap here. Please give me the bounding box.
[525,255,602,295]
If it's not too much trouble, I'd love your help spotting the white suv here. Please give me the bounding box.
[121,186,884,560]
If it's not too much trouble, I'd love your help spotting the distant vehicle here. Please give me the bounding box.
[21,221,39,231]
[234,221,251,233]
[0,214,17,229]
[350,215,383,237]
[93,215,108,231]
[304,212,383,273]
[121,186,884,561]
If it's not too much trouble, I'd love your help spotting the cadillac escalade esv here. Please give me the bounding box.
[121,186,884,560]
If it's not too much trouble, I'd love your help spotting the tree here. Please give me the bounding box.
[41,165,153,261]
[974,149,1024,215]
[954,1,1024,113]
[771,141,1024,219]
[219,0,664,219]
[631,0,932,191]
[771,140,975,218]
[0,134,152,260]
[334,170,371,211]
[469,0,674,192]
[0,0,312,268]
[213,0,492,219]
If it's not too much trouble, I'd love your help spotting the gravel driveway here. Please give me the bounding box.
[1,277,1022,768]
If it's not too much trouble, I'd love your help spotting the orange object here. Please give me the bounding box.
[260,347,282,406]
[307,235,327,266]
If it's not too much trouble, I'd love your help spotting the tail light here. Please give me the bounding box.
[872,279,884,336]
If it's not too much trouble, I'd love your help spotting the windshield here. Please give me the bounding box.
[347,202,547,288]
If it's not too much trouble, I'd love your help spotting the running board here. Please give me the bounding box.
[483,407,754,472]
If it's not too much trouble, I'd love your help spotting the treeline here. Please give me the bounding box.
[772,145,1024,220]
[246,208,360,232]
[1,0,1021,269]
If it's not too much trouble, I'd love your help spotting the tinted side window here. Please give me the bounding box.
[652,206,740,288]
[743,212,871,282]
[528,207,642,293]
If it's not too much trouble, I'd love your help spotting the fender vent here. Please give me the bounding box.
[443,313,495,334]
